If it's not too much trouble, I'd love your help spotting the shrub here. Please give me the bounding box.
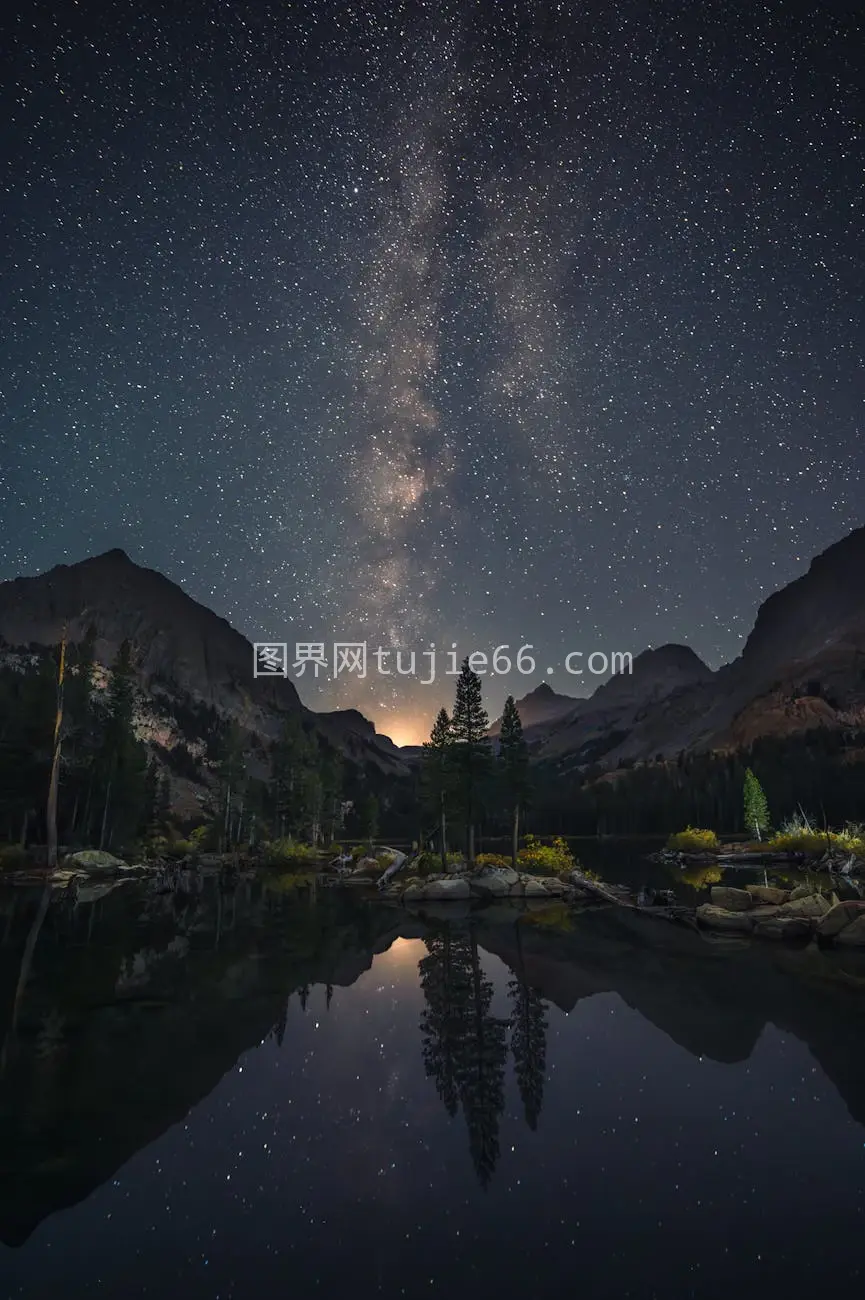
[164,838,195,860]
[262,838,320,867]
[517,835,578,876]
[0,844,27,871]
[189,823,216,850]
[475,853,511,869]
[665,827,720,854]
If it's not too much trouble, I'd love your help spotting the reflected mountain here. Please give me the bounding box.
[2,880,865,1243]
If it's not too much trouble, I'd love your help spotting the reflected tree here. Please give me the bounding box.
[508,923,549,1131]
[458,924,509,1187]
[419,924,473,1118]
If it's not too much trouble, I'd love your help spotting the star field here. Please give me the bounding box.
[0,0,862,737]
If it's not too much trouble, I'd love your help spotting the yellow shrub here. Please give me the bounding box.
[517,835,578,876]
[262,838,320,867]
[665,827,720,853]
[475,853,511,869]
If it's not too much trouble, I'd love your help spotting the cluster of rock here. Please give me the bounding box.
[696,884,865,945]
[381,864,573,904]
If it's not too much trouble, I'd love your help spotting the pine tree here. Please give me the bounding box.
[508,926,548,1131]
[498,696,529,870]
[418,925,472,1118]
[216,721,247,849]
[360,792,379,848]
[743,767,770,840]
[421,708,454,871]
[97,640,147,849]
[450,658,491,866]
[455,926,508,1187]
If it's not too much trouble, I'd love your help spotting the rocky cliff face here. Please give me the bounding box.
[536,525,865,769]
[0,549,407,787]
[488,682,581,737]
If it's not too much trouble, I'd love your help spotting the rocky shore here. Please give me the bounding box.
[696,884,865,946]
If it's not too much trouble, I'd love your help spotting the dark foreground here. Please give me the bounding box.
[1,866,865,1299]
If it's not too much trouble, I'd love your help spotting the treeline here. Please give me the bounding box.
[0,634,388,853]
[528,728,865,835]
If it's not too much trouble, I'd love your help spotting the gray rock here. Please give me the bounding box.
[65,850,128,873]
[522,878,551,897]
[469,872,513,898]
[817,900,865,940]
[709,886,753,912]
[835,915,865,947]
[696,904,754,932]
[779,894,832,920]
[745,885,790,905]
[423,877,471,901]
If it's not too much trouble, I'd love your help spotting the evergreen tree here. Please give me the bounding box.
[450,658,491,865]
[359,792,379,848]
[216,721,247,849]
[421,708,454,871]
[97,640,148,849]
[270,714,314,838]
[743,767,770,840]
[498,696,529,870]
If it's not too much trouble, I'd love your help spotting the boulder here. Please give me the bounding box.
[64,850,128,873]
[745,885,790,905]
[754,916,813,941]
[537,877,566,895]
[469,873,512,898]
[355,857,380,873]
[789,884,817,901]
[423,877,470,901]
[779,894,832,920]
[748,904,783,919]
[816,900,865,940]
[446,857,467,874]
[696,904,754,932]
[835,915,865,947]
[709,887,753,912]
[522,878,551,897]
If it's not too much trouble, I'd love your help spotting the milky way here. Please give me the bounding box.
[0,0,862,738]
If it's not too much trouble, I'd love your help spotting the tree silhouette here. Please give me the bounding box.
[450,659,491,865]
[508,924,548,1131]
[456,925,508,1187]
[418,925,472,1117]
[498,695,529,869]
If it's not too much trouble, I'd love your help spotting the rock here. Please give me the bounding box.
[709,886,753,912]
[423,877,470,901]
[522,877,551,897]
[816,900,865,940]
[355,857,380,873]
[745,885,790,905]
[696,904,754,932]
[509,881,525,896]
[65,850,128,873]
[754,916,813,940]
[446,857,467,873]
[835,915,865,947]
[779,894,832,920]
[789,884,816,901]
[748,904,783,919]
[469,873,512,898]
[537,877,566,895]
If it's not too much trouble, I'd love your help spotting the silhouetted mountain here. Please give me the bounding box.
[537,526,865,769]
[0,550,407,809]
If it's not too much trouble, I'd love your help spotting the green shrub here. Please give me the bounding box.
[0,844,28,871]
[262,838,320,867]
[263,871,316,893]
[163,838,195,860]
[517,835,578,876]
[665,827,720,853]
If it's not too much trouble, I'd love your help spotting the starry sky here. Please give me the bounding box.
[1,0,862,743]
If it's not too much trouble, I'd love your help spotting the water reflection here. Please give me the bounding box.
[2,874,865,1295]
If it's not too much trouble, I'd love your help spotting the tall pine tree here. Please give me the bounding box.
[498,696,529,870]
[450,659,491,866]
[421,708,454,871]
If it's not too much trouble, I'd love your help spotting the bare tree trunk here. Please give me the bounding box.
[512,804,519,872]
[467,823,475,867]
[46,630,67,869]
[99,776,112,851]
[440,797,447,873]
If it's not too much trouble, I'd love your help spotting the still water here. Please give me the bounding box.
[1,862,865,1299]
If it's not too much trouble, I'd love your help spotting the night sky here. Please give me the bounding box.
[1,0,862,743]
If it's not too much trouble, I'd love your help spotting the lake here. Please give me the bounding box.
[2,845,865,1298]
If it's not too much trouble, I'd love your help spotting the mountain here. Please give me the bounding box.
[0,549,407,815]
[535,525,865,771]
[488,682,580,738]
